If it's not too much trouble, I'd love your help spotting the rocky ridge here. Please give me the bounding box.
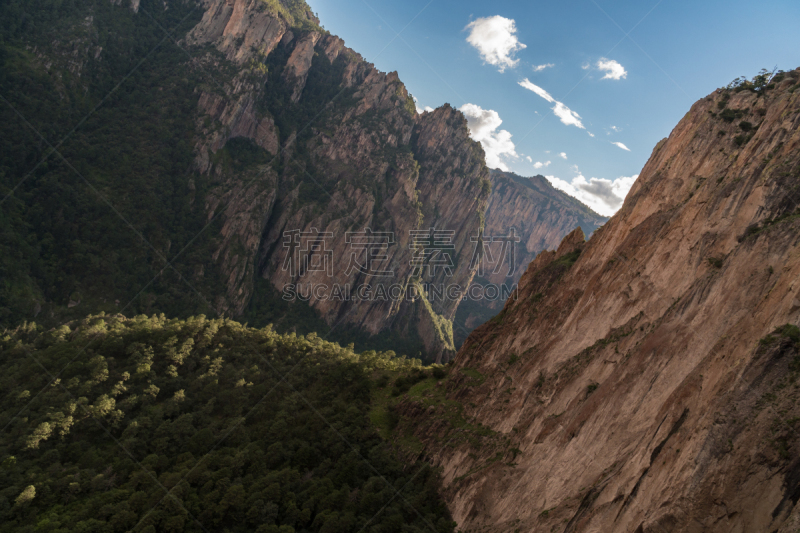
[454,170,607,344]
[405,69,800,530]
[183,0,490,361]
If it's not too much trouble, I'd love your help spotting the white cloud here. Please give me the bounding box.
[581,62,590,70]
[552,101,584,128]
[588,132,595,137]
[532,63,554,72]
[465,16,526,72]
[597,58,627,80]
[533,160,551,169]
[559,152,567,159]
[459,103,518,171]
[611,141,631,151]
[609,125,621,132]
[526,156,532,162]
[544,174,638,216]
[518,78,554,102]
[518,78,585,129]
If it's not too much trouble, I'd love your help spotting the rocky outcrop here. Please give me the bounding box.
[185,0,489,361]
[185,0,287,64]
[406,69,800,529]
[454,170,607,344]
[283,31,321,102]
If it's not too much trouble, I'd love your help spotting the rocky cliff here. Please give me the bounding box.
[454,170,607,345]
[184,0,490,361]
[402,68,800,530]
[0,0,491,361]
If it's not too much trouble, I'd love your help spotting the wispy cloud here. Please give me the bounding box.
[597,58,627,80]
[532,63,554,72]
[559,152,567,159]
[533,160,551,169]
[460,103,518,170]
[466,16,526,72]
[611,141,631,151]
[518,79,585,129]
[519,78,554,102]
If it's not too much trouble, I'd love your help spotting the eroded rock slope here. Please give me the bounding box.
[184,0,491,361]
[408,69,800,531]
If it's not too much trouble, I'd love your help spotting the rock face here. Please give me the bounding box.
[407,70,800,530]
[454,170,607,345]
[185,0,490,361]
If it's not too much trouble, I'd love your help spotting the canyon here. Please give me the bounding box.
[0,0,605,362]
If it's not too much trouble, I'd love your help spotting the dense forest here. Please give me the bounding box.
[0,314,455,532]
[0,0,224,327]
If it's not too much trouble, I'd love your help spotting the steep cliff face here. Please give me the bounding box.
[405,69,800,530]
[454,170,607,344]
[0,0,490,359]
[185,0,489,361]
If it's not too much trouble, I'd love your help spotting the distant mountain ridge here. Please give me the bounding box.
[454,169,607,345]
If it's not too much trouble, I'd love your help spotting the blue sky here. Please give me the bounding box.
[306,0,800,215]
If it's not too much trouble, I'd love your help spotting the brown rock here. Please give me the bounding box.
[183,0,490,360]
[408,68,800,530]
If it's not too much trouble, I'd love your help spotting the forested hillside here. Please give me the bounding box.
[0,0,222,326]
[0,314,455,532]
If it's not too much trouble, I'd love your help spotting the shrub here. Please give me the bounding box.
[739,121,754,132]
[386,405,400,430]
[391,368,427,396]
[776,324,800,344]
[739,223,761,241]
[708,257,723,268]
[719,108,742,123]
[758,324,800,348]
[15,486,35,506]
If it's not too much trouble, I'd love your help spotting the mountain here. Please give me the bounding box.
[0,0,607,363]
[396,68,800,531]
[453,170,607,346]
[0,0,490,362]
